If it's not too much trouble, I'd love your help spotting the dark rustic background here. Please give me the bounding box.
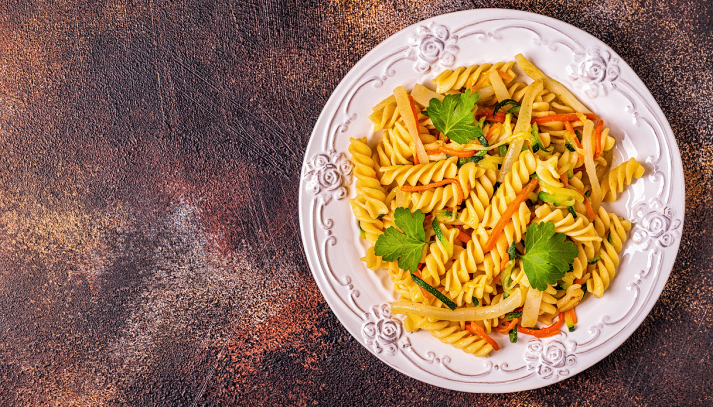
[0,0,710,405]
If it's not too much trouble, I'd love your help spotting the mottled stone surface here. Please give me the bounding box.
[0,1,710,405]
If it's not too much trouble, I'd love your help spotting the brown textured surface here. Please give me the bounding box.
[0,0,710,405]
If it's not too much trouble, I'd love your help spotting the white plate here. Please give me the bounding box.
[298,9,684,392]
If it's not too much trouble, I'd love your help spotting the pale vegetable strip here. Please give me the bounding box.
[411,83,443,107]
[515,54,591,114]
[521,287,543,328]
[497,80,543,182]
[394,86,429,165]
[391,289,523,321]
[489,69,511,102]
[581,119,602,211]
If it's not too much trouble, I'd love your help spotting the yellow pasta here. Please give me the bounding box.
[350,55,644,357]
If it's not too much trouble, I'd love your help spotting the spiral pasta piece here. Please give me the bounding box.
[349,138,388,243]
[379,156,458,186]
[557,284,584,312]
[369,100,400,131]
[361,246,383,271]
[402,182,460,213]
[422,227,458,286]
[377,127,413,166]
[533,205,601,245]
[600,157,645,202]
[404,315,494,356]
[458,169,497,229]
[350,137,388,218]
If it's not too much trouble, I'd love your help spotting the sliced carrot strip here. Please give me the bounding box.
[495,318,519,335]
[467,323,500,351]
[471,74,490,91]
[426,147,475,158]
[573,166,585,174]
[567,308,578,325]
[564,121,584,151]
[498,70,515,82]
[517,313,565,338]
[532,113,596,125]
[401,179,464,204]
[594,119,604,159]
[457,230,472,243]
[576,190,595,221]
[483,179,539,252]
[560,168,569,188]
[475,109,506,123]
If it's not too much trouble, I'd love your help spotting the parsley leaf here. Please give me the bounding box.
[424,89,483,144]
[521,222,578,291]
[374,207,427,272]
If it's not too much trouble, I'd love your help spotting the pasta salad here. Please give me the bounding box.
[349,54,644,356]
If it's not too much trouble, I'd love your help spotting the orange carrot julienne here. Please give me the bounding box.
[567,308,578,325]
[471,74,490,91]
[401,179,453,191]
[495,318,519,334]
[427,147,475,157]
[401,179,464,204]
[517,313,565,338]
[594,119,604,159]
[498,70,515,82]
[560,168,569,188]
[576,190,595,221]
[467,323,500,351]
[457,230,472,243]
[532,113,596,125]
[573,166,585,174]
[564,121,584,152]
[475,109,506,123]
[484,179,539,252]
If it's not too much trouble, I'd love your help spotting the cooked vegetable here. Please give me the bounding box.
[466,323,500,351]
[517,312,565,338]
[391,289,523,321]
[484,179,539,252]
[539,191,575,207]
[401,178,464,204]
[394,86,429,165]
[411,273,457,310]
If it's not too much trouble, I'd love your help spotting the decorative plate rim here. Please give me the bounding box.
[298,9,684,393]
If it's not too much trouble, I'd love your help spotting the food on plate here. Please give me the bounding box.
[349,54,644,356]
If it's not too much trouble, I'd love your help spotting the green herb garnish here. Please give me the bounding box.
[588,256,601,265]
[508,242,520,260]
[472,297,479,306]
[423,90,483,144]
[374,208,428,272]
[520,222,578,291]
